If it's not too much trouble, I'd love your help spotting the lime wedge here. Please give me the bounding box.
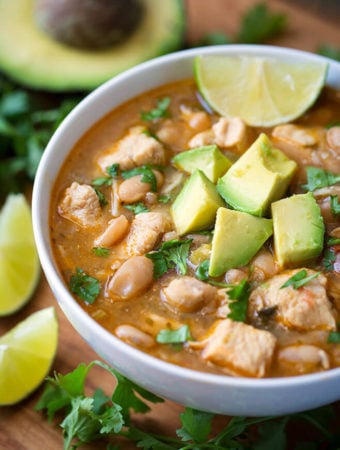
[0,193,40,316]
[0,307,58,405]
[194,55,328,126]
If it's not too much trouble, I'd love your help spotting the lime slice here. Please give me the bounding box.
[194,55,328,126]
[0,193,40,316]
[0,307,58,405]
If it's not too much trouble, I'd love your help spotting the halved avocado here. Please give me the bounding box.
[0,0,185,91]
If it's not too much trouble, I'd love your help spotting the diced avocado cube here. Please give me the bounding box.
[172,144,232,183]
[171,169,225,236]
[271,192,325,267]
[209,207,273,277]
[217,133,297,217]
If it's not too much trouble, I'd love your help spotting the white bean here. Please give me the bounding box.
[118,170,164,203]
[107,255,154,299]
[115,324,155,348]
[94,215,129,247]
[278,344,330,372]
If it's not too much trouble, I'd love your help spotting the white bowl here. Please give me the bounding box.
[32,45,340,416]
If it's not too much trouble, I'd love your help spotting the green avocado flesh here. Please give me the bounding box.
[217,133,297,217]
[0,0,185,91]
[172,145,232,183]
[171,169,225,236]
[271,192,325,268]
[209,207,273,277]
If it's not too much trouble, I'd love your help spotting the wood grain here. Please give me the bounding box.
[0,1,339,448]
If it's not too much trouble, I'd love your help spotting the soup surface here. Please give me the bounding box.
[51,78,340,378]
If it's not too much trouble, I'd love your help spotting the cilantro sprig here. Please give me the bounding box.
[156,325,192,344]
[124,202,149,214]
[36,360,338,450]
[330,195,340,216]
[141,97,171,121]
[146,239,193,278]
[280,269,321,289]
[302,167,340,192]
[227,279,251,322]
[70,268,101,304]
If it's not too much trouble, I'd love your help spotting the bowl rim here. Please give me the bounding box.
[32,44,340,393]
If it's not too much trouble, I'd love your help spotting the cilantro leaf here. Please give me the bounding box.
[177,407,214,443]
[141,97,171,121]
[195,259,210,281]
[158,194,172,204]
[91,176,112,187]
[280,270,321,289]
[146,239,193,278]
[121,164,159,192]
[156,325,192,344]
[253,420,287,450]
[227,279,251,322]
[106,163,120,178]
[237,3,287,44]
[93,187,108,206]
[328,331,340,343]
[124,202,149,214]
[323,248,336,271]
[330,195,340,215]
[302,166,340,192]
[70,268,101,304]
[328,236,340,245]
[197,32,232,46]
[92,247,110,257]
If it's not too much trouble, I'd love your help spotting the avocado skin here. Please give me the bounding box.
[0,0,185,91]
[217,133,297,217]
[272,192,325,268]
[209,207,273,277]
[171,169,225,236]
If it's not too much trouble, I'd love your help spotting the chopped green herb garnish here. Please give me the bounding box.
[124,202,149,214]
[91,176,112,187]
[330,195,340,215]
[141,97,171,121]
[227,279,251,322]
[302,166,340,192]
[70,268,101,304]
[195,259,210,281]
[121,165,158,192]
[280,269,320,289]
[156,325,192,344]
[92,247,110,257]
[93,187,108,206]
[323,248,336,271]
[146,239,193,278]
[158,194,172,203]
[328,236,340,245]
[237,3,287,44]
[325,120,340,129]
[327,331,340,344]
[106,163,120,178]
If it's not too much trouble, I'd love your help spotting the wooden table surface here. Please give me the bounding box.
[0,1,339,449]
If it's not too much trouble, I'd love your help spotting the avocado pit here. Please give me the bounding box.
[34,0,144,50]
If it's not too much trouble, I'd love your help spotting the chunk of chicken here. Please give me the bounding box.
[326,126,340,151]
[107,255,154,299]
[94,215,129,248]
[278,344,330,374]
[125,212,172,256]
[190,319,277,377]
[212,117,248,153]
[97,126,165,171]
[161,276,217,313]
[272,124,319,146]
[180,107,211,132]
[248,269,337,331]
[188,130,215,149]
[58,182,101,227]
